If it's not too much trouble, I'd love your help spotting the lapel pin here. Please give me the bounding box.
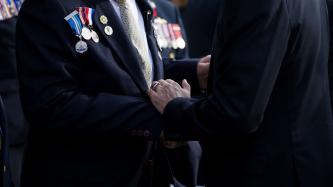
[100,15,108,25]
[104,26,113,36]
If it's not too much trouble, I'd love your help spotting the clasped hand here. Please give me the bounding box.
[148,55,211,114]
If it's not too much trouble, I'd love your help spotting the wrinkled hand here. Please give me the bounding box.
[197,55,211,91]
[149,79,191,114]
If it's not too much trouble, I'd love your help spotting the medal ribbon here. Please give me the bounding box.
[64,10,83,37]
[13,0,23,11]
[76,7,87,25]
[76,7,95,28]
[172,24,182,39]
[86,8,94,27]
[168,24,176,43]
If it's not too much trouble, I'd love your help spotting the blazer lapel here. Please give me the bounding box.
[93,0,148,93]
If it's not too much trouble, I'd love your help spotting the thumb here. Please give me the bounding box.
[182,79,191,91]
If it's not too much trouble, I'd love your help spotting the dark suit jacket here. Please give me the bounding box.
[0,18,18,91]
[0,18,27,147]
[16,0,198,186]
[164,0,333,186]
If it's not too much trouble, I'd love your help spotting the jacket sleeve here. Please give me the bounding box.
[16,0,163,139]
[164,0,291,140]
[164,58,201,95]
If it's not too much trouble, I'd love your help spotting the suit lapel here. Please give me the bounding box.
[92,0,163,90]
[136,0,164,81]
[93,0,148,93]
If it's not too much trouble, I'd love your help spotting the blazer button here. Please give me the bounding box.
[143,130,151,137]
[137,130,143,137]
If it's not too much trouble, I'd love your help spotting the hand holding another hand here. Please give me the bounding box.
[149,79,191,114]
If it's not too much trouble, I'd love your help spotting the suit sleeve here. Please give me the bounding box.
[16,0,163,139]
[164,0,291,139]
[164,59,201,95]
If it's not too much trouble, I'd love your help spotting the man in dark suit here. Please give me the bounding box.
[16,0,208,186]
[150,0,333,186]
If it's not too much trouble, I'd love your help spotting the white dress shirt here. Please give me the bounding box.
[109,0,154,76]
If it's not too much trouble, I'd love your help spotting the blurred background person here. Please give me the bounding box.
[0,0,27,187]
[170,0,222,58]
[150,0,205,186]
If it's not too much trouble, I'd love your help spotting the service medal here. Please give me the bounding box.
[65,10,88,53]
[91,30,100,43]
[75,40,88,54]
[177,38,186,49]
[81,26,92,40]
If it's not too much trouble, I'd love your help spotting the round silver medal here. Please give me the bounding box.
[91,30,100,43]
[81,27,92,40]
[177,38,186,49]
[104,26,113,36]
[75,40,88,54]
[171,40,178,49]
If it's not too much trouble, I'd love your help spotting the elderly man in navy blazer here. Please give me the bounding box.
[16,0,209,186]
[150,0,333,186]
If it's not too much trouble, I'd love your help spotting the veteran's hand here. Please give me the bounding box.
[197,55,211,91]
[149,79,191,114]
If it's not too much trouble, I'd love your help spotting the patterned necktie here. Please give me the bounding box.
[118,0,152,86]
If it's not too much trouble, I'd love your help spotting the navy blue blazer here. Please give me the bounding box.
[0,95,13,187]
[164,0,333,186]
[16,0,198,186]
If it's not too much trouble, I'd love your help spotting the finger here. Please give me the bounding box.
[165,79,176,84]
[182,79,191,91]
[166,79,181,88]
[151,81,161,92]
[158,79,171,87]
[148,88,157,98]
